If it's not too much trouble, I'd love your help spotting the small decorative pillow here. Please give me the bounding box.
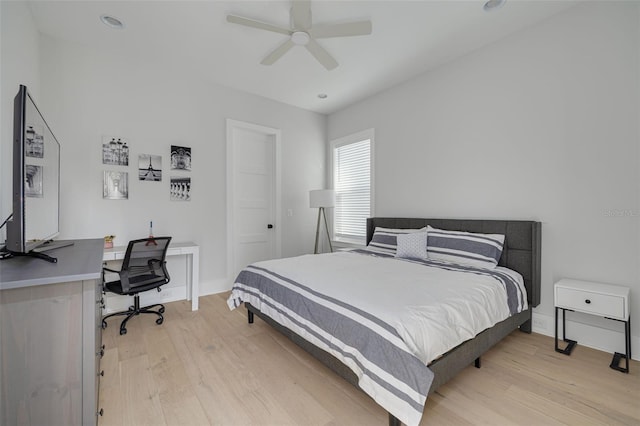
[395,232,428,260]
[367,227,426,255]
[426,226,505,269]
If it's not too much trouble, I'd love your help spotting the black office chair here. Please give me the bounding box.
[102,237,172,335]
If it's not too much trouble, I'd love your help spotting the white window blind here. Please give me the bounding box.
[333,139,371,244]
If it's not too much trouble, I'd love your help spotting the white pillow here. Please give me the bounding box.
[395,231,428,260]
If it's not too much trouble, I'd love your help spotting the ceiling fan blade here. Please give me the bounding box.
[291,0,312,30]
[305,38,338,70]
[227,15,291,36]
[261,39,295,65]
[310,21,372,38]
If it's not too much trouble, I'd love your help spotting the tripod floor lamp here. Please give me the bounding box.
[309,189,335,254]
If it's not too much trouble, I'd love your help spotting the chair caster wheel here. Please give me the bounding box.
[159,307,165,314]
[156,318,163,325]
[119,328,127,335]
[102,321,107,329]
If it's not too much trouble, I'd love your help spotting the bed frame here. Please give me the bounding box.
[246,217,541,425]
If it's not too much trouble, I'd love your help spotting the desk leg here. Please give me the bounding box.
[629,316,632,360]
[190,250,199,311]
[555,307,577,355]
[186,254,192,303]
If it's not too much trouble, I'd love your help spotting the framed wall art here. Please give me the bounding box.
[103,170,128,199]
[170,177,191,201]
[102,136,129,166]
[138,154,162,181]
[171,145,191,171]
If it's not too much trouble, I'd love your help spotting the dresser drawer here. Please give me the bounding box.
[555,287,626,319]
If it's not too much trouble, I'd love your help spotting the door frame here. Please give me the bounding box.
[226,118,282,282]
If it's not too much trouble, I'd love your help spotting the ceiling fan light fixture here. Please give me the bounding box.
[291,31,310,46]
[226,1,372,70]
[483,0,506,12]
[100,14,125,29]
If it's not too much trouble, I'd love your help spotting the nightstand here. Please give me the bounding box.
[554,278,631,373]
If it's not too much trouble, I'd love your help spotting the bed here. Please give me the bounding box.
[228,217,541,425]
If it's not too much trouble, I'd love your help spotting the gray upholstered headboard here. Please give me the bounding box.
[366,218,542,307]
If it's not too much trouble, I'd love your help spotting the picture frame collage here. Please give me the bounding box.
[102,136,191,201]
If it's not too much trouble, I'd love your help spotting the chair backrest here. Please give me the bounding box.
[120,237,172,293]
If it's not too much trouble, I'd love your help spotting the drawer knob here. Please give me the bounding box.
[585,299,591,304]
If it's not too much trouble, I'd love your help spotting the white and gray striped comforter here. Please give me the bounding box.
[227,249,527,426]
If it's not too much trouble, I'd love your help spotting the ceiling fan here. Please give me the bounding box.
[227,0,372,70]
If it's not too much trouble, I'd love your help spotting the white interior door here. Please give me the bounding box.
[227,119,281,281]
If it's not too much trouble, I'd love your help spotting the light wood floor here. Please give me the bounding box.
[99,293,639,425]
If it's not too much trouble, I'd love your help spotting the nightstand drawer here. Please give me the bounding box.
[555,287,625,319]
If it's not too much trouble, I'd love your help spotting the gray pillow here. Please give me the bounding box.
[395,231,428,260]
[367,227,426,255]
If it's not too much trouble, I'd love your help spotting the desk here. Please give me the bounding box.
[103,241,200,311]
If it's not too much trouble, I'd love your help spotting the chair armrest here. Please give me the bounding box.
[102,267,120,291]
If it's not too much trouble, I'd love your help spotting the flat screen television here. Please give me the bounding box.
[5,85,64,262]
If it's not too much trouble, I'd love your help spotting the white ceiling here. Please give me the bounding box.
[27,1,577,115]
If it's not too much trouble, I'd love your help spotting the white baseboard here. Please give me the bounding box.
[199,278,233,296]
[531,311,637,361]
[103,278,232,314]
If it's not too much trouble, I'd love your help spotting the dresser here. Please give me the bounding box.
[0,239,105,425]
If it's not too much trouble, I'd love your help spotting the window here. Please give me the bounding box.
[331,129,374,245]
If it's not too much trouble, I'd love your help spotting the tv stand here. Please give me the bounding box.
[7,250,58,263]
[35,240,75,252]
[1,241,76,263]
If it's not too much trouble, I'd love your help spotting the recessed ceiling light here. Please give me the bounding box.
[100,15,125,29]
[483,0,506,12]
[318,93,328,99]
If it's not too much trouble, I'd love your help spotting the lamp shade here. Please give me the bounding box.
[309,189,335,208]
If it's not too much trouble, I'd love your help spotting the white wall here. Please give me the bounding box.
[329,2,640,357]
[41,36,326,294]
[0,1,41,242]
[1,7,326,295]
